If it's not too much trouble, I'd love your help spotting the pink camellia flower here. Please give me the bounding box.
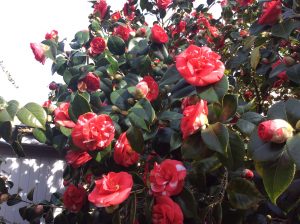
[258,119,294,143]
[65,150,92,168]
[63,184,86,213]
[136,76,159,102]
[181,100,208,139]
[30,43,48,65]
[152,196,184,224]
[114,132,139,167]
[88,172,133,207]
[176,45,225,86]
[45,30,58,40]
[54,102,76,128]
[80,72,100,92]
[151,24,169,44]
[114,25,132,41]
[90,37,106,55]
[94,0,108,20]
[157,0,172,10]
[71,112,115,151]
[258,0,282,25]
[150,159,186,196]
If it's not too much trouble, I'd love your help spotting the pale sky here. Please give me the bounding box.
[0,0,220,106]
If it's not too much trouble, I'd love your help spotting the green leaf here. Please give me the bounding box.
[201,122,229,155]
[0,100,19,122]
[159,65,181,86]
[250,46,260,70]
[33,128,47,144]
[137,99,156,123]
[171,80,196,99]
[17,103,47,130]
[110,89,133,110]
[170,132,182,150]
[74,30,90,45]
[0,96,7,110]
[197,76,229,103]
[181,132,209,160]
[174,186,199,219]
[107,36,126,55]
[27,187,35,201]
[256,152,296,204]
[105,53,119,75]
[126,126,144,153]
[11,141,25,157]
[0,121,12,142]
[220,131,245,171]
[60,126,72,137]
[227,178,263,209]
[53,135,68,154]
[271,19,300,39]
[220,94,238,122]
[7,194,22,206]
[236,112,264,136]
[287,133,300,169]
[42,40,58,61]
[129,193,137,224]
[69,93,92,120]
[158,111,183,121]
[286,64,300,84]
[248,128,285,161]
[128,110,149,131]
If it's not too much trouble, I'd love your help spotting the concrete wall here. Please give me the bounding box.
[0,142,65,224]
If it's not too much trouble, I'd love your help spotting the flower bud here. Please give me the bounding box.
[242,169,254,180]
[49,82,58,90]
[258,119,294,143]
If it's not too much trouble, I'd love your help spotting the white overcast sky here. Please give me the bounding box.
[0,0,220,106]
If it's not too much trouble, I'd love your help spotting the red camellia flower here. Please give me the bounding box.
[152,196,184,224]
[180,100,208,139]
[90,37,106,55]
[63,184,86,213]
[181,95,200,110]
[30,43,48,65]
[123,1,135,21]
[151,24,169,44]
[114,25,132,41]
[94,0,108,20]
[258,0,282,25]
[88,172,133,207]
[136,76,159,102]
[176,45,225,86]
[150,159,186,196]
[258,119,294,143]
[80,72,100,92]
[54,102,76,128]
[71,112,115,151]
[45,30,58,40]
[114,132,139,167]
[157,0,172,10]
[65,150,92,168]
[111,11,121,21]
[271,60,288,81]
[237,0,254,7]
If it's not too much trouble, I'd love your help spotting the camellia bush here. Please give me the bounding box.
[1,0,300,223]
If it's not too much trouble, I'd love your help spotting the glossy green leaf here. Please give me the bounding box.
[126,126,144,153]
[158,111,183,121]
[236,112,264,136]
[220,94,238,122]
[256,152,296,204]
[227,178,263,209]
[159,65,181,87]
[174,186,198,219]
[33,128,47,144]
[0,121,12,142]
[197,76,229,103]
[0,100,19,122]
[271,19,300,39]
[69,93,92,120]
[201,122,229,155]
[110,89,133,110]
[181,132,209,160]
[107,36,126,55]
[17,103,47,130]
[287,133,300,169]
[7,194,22,206]
[250,46,260,69]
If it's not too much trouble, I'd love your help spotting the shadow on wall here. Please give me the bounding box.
[0,142,65,224]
